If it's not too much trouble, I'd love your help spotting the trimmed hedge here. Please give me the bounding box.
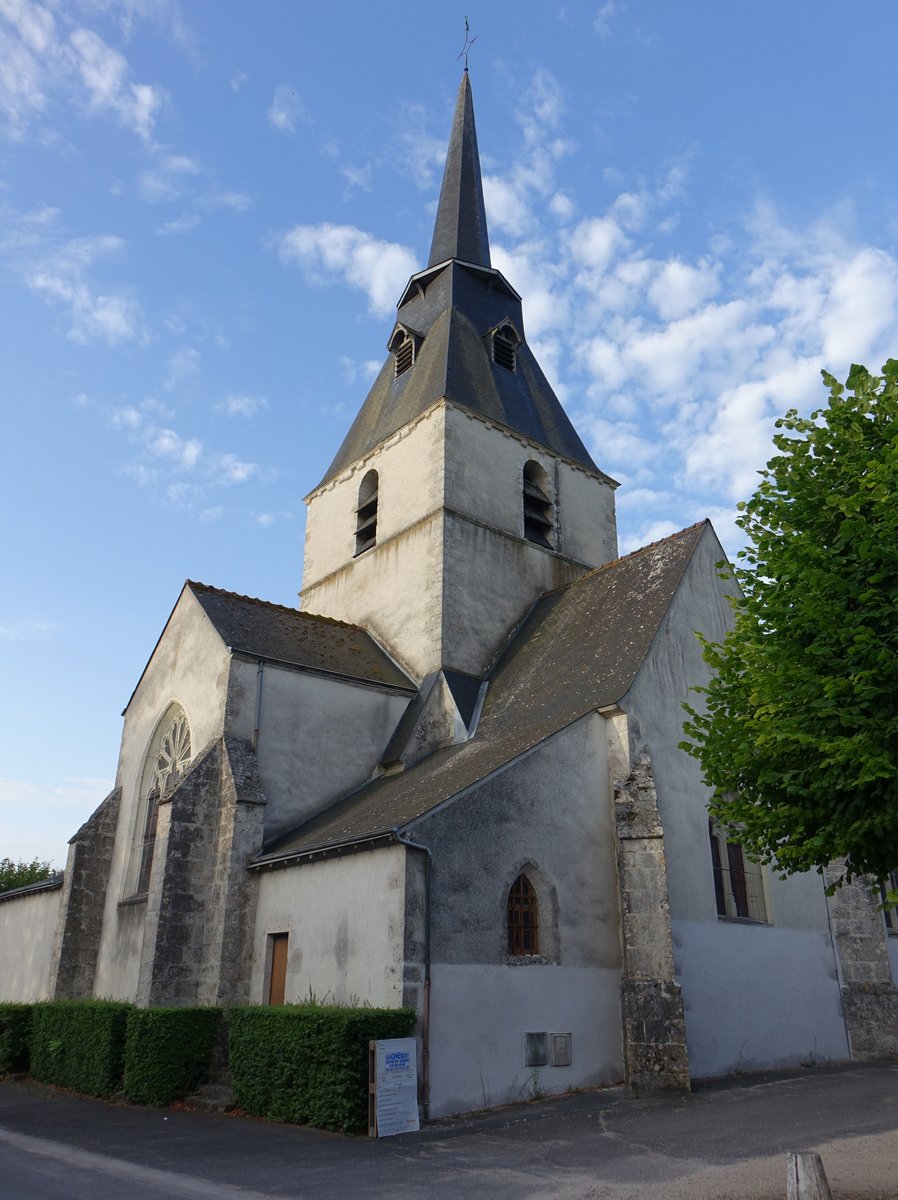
[229,1005,417,1132]
[124,1007,222,1104]
[0,1004,33,1073]
[30,1000,131,1097]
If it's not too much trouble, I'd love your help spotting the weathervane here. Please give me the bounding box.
[457,17,478,70]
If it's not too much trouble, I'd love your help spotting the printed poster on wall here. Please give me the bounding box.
[372,1037,419,1137]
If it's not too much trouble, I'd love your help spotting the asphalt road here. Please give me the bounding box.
[1,1062,897,1199]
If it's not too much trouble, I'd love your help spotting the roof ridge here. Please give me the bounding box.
[546,519,710,602]
[186,581,361,631]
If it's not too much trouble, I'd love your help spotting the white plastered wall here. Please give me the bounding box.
[93,589,232,1000]
[443,404,617,567]
[303,401,618,679]
[250,845,406,1007]
[226,660,410,840]
[416,715,624,1117]
[0,888,61,1002]
[624,523,850,1075]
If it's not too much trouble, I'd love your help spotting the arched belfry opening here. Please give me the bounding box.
[523,460,554,548]
[354,469,379,556]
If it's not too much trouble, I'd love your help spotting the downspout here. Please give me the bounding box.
[252,660,265,751]
[394,831,431,1121]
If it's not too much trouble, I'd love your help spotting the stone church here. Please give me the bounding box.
[2,73,896,1119]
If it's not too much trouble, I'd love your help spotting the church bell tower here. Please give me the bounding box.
[300,72,618,681]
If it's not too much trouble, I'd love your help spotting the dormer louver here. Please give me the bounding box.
[388,325,421,379]
[490,321,520,373]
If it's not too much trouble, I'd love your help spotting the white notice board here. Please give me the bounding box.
[369,1038,420,1137]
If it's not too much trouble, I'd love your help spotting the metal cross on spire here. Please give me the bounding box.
[456,16,478,71]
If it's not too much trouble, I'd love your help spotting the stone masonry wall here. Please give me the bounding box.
[612,735,690,1092]
[50,789,121,1000]
[196,737,265,1007]
[824,863,898,1059]
[137,737,265,1008]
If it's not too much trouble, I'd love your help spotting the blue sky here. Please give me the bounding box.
[3,1,898,863]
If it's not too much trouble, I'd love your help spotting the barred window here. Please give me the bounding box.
[708,819,768,923]
[507,873,539,955]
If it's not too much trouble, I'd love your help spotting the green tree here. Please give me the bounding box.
[0,857,56,894]
[682,360,898,886]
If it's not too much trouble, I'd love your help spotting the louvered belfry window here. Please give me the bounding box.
[355,469,379,556]
[390,326,417,378]
[493,324,518,372]
[508,873,540,956]
[523,461,554,547]
[395,334,414,376]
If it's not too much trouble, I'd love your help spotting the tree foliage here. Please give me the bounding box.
[0,858,56,895]
[682,361,898,884]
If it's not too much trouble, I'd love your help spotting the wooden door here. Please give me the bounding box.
[268,932,288,1005]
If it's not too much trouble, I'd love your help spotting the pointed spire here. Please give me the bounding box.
[428,72,491,269]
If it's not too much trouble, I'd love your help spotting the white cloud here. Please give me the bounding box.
[483,174,533,236]
[67,26,162,139]
[139,153,200,202]
[278,222,417,316]
[164,346,200,388]
[549,192,574,222]
[0,615,56,640]
[148,427,202,469]
[647,258,720,321]
[339,356,381,384]
[215,393,268,417]
[156,212,200,236]
[214,452,258,484]
[267,82,305,134]
[26,233,145,344]
[594,1,618,38]
[29,269,139,342]
[819,247,898,365]
[569,215,629,274]
[255,512,274,527]
[0,3,166,142]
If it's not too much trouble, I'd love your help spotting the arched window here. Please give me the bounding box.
[127,705,192,897]
[522,461,554,548]
[492,322,519,372]
[507,873,540,956]
[708,819,768,922]
[388,327,418,378]
[354,469,379,556]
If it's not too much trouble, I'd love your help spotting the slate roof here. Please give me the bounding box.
[315,74,604,488]
[428,71,491,269]
[259,521,710,862]
[187,582,414,691]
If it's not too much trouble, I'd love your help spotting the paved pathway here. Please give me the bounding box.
[1,1062,897,1199]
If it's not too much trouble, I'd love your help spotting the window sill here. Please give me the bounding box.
[716,914,770,927]
[118,893,148,908]
[506,954,557,966]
